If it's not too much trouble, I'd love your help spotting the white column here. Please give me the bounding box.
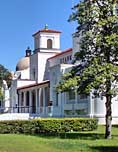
[4,89,10,112]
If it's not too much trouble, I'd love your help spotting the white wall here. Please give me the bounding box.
[10,78,36,110]
[34,32,61,50]
[37,52,58,82]
[10,79,18,109]
[49,64,74,117]
[49,51,72,68]
[39,33,60,49]
[20,68,30,79]
[30,52,61,83]
[17,80,36,88]
[30,53,38,81]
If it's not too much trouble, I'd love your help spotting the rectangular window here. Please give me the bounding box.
[21,92,24,106]
[76,109,87,115]
[69,90,75,100]
[115,6,118,15]
[26,91,29,106]
[60,58,62,63]
[65,57,67,63]
[69,55,72,60]
[56,93,58,106]
[67,56,69,61]
[80,94,87,99]
[33,69,36,80]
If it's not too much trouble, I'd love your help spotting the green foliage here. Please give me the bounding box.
[57,0,118,96]
[57,0,118,139]
[70,0,118,63]
[56,75,80,93]
[78,58,118,96]
[0,118,98,135]
[0,88,4,101]
[0,126,118,152]
[0,64,12,88]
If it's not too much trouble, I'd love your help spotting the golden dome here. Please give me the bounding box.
[16,57,30,71]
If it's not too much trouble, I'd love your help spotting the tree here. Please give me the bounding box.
[0,64,12,102]
[0,87,3,100]
[56,0,118,139]
[0,64,12,88]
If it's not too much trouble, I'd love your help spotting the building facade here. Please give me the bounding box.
[1,25,118,124]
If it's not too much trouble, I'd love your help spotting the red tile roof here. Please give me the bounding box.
[33,29,61,36]
[48,48,72,61]
[17,80,50,91]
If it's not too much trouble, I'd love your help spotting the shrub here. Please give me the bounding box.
[0,118,98,135]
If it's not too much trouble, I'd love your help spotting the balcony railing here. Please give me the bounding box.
[0,106,36,114]
[0,106,55,116]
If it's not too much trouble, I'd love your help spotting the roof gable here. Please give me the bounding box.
[33,29,61,36]
[48,48,72,61]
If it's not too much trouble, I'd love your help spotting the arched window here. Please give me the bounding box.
[47,39,52,49]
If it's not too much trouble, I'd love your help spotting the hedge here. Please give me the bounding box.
[0,118,98,135]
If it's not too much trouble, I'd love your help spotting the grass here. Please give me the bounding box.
[0,125,118,152]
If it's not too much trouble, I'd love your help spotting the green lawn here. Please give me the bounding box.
[0,126,118,152]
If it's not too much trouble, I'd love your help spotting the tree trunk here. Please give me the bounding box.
[105,95,112,139]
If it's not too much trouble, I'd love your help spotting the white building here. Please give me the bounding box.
[1,25,118,124]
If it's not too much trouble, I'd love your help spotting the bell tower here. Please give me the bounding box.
[33,25,61,53]
[30,26,61,83]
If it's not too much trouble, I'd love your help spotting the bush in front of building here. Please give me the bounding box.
[0,118,98,135]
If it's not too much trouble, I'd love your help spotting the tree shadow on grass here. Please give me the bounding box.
[59,132,104,140]
[91,146,118,152]
[112,125,118,128]
[30,132,104,140]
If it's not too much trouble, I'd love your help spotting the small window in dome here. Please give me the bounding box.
[47,39,52,49]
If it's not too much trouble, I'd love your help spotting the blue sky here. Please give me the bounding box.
[0,0,78,71]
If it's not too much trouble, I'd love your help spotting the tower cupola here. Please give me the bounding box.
[25,47,32,57]
[32,25,61,53]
